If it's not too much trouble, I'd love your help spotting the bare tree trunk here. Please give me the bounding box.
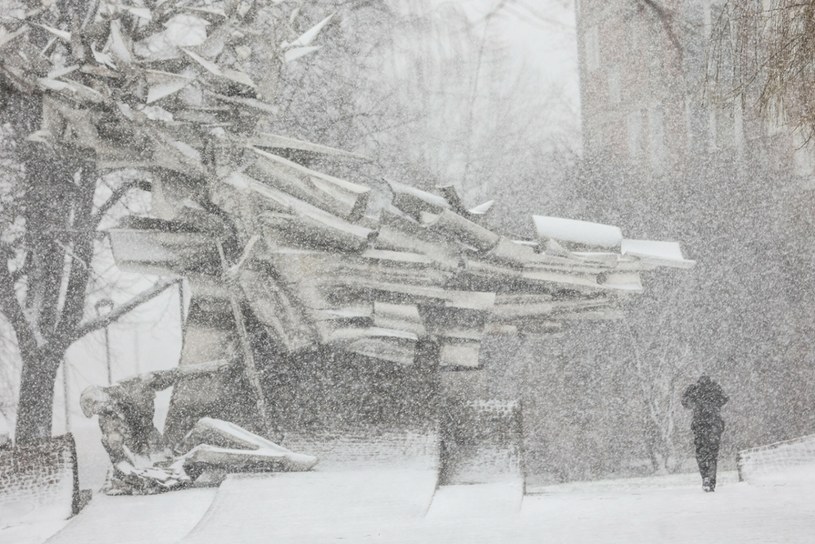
[14,348,61,443]
[2,63,90,443]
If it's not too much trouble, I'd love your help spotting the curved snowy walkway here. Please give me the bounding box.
[42,488,216,544]
[27,469,815,543]
[521,474,815,544]
[182,468,438,544]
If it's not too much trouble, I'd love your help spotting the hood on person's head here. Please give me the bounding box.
[80,385,110,418]
[699,375,712,385]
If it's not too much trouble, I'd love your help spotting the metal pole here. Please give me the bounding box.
[104,325,112,384]
[179,280,185,327]
[133,325,140,376]
[62,361,71,432]
[95,298,115,384]
[216,239,279,442]
[178,280,186,350]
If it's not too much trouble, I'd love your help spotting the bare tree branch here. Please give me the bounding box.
[91,179,151,228]
[51,165,97,346]
[636,0,684,59]
[0,259,39,358]
[70,277,180,343]
[9,250,29,283]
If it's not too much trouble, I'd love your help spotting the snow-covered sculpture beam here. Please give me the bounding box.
[106,145,695,473]
[110,166,694,368]
[0,0,694,482]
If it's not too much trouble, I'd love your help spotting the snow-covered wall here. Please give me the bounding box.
[0,434,79,524]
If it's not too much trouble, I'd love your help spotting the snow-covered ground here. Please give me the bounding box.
[5,469,814,544]
[526,471,815,544]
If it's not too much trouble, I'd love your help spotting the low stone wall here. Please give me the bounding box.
[282,427,440,471]
[0,434,79,524]
[736,433,815,482]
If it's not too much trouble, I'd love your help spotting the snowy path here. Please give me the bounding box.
[524,474,815,544]
[181,468,439,544]
[42,488,216,544]
[18,470,815,543]
[426,480,524,519]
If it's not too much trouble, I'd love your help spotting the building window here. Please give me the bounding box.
[766,97,786,136]
[706,101,740,150]
[792,128,815,176]
[585,25,600,72]
[608,67,621,105]
[626,110,643,159]
[648,105,665,171]
[734,99,744,155]
[703,0,712,38]
[708,106,717,151]
[684,98,693,148]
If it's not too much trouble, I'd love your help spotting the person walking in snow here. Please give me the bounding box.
[682,375,728,492]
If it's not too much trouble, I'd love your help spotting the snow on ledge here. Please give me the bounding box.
[621,239,696,269]
[533,216,623,248]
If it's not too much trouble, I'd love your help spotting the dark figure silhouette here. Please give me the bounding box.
[682,375,728,492]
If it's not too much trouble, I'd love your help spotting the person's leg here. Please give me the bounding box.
[708,431,722,490]
[694,435,710,487]
[695,426,716,490]
[181,443,318,474]
[177,417,289,454]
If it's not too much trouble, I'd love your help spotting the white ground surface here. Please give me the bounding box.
[36,488,217,544]
[5,469,815,544]
[182,469,439,544]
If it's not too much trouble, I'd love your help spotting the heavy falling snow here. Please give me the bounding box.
[1,0,815,543]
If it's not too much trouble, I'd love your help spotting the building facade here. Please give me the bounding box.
[572,0,815,461]
[575,0,815,181]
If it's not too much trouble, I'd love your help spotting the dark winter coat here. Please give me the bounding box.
[99,370,179,462]
[682,377,728,435]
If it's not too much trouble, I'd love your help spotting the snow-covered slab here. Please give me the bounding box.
[621,239,696,269]
[486,237,537,266]
[492,295,612,320]
[44,488,216,544]
[108,228,218,275]
[521,266,643,292]
[180,469,438,544]
[248,147,370,221]
[248,132,367,160]
[345,335,418,365]
[260,210,374,252]
[533,215,623,248]
[373,302,426,337]
[426,480,523,520]
[387,179,451,220]
[218,172,373,251]
[598,271,644,292]
[424,210,500,252]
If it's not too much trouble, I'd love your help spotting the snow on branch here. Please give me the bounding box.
[92,179,152,228]
[72,277,179,341]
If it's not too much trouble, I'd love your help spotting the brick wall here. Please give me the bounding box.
[282,428,440,471]
[0,434,79,524]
